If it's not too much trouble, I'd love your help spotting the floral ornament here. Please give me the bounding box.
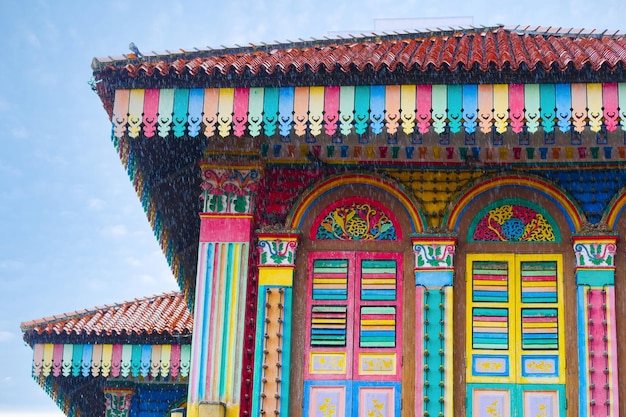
[257,239,298,266]
[316,202,397,240]
[574,242,617,267]
[413,243,455,268]
[200,167,260,213]
[472,204,555,242]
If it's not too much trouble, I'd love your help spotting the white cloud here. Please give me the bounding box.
[138,273,157,284]
[125,256,141,267]
[0,260,24,270]
[0,331,14,343]
[87,198,104,210]
[0,162,21,177]
[0,97,10,112]
[24,31,41,49]
[10,127,28,139]
[101,224,127,237]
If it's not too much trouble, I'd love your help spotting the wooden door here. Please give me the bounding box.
[303,252,402,417]
[466,254,566,417]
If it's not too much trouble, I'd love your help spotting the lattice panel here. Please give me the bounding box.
[359,306,396,348]
[310,305,348,347]
[472,308,509,350]
[360,259,397,301]
[312,259,349,300]
[521,308,558,350]
[472,261,509,303]
[520,261,558,303]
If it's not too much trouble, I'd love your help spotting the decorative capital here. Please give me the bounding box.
[572,235,618,269]
[411,235,458,271]
[256,232,300,267]
[104,388,134,417]
[199,161,263,214]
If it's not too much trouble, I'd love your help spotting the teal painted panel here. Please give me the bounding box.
[263,87,279,136]
[354,85,370,135]
[172,89,190,138]
[448,84,463,133]
[576,269,615,286]
[540,84,556,133]
[131,344,142,377]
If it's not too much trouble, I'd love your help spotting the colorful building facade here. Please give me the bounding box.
[27,24,626,417]
[21,292,192,417]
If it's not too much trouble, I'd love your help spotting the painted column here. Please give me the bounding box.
[187,161,262,417]
[412,235,457,417]
[104,388,134,417]
[250,231,299,417]
[573,234,619,417]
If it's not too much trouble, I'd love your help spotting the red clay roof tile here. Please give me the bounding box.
[94,26,626,80]
[20,292,192,337]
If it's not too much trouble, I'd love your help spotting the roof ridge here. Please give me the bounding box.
[504,24,626,38]
[92,25,506,69]
[91,24,626,70]
[20,291,181,331]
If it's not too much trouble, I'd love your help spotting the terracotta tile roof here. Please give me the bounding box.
[21,292,192,340]
[92,25,626,80]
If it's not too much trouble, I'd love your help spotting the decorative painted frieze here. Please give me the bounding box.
[573,235,618,269]
[257,232,299,267]
[112,83,626,141]
[31,343,190,379]
[199,161,262,214]
[104,388,134,417]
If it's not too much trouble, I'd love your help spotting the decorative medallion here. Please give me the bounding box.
[470,199,559,242]
[313,197,400,241]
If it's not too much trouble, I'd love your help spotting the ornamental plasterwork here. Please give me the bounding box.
[573,239,617,268]
[104,389,134,417]
[472,203,556,242]
[413,241,456,269]
[200,166,261,214]
[315,200,398,241]
[257,236,298,266]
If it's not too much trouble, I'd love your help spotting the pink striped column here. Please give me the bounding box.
[573,234,619,417]
[187,161,262,417]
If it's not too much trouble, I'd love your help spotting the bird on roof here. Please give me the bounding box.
[129,42,143,58]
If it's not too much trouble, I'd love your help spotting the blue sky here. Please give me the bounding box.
[1,0,626,415]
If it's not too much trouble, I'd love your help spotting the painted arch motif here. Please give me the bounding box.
[288,173,418,417]
[311,197,402,241]
[468,198,561,243]
[446,174,573,417]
